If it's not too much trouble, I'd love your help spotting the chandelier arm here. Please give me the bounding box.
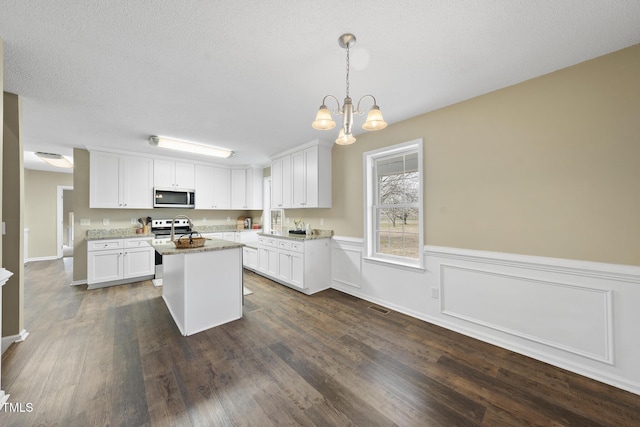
[355,95,378,115]
[322,95,343,114]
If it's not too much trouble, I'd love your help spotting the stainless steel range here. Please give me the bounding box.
[151,218,193,281]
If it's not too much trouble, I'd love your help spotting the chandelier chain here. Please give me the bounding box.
[345,43,350,98]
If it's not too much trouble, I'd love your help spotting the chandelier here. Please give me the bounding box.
[312,33,387,145]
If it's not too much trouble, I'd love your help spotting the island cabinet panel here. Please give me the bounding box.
[160,246,243,336]
[255,235,330,294]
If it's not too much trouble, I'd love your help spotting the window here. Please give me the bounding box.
[364,139,424,269]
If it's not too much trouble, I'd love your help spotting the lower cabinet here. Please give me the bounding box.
[242,246,258,270]
[87,237,154,288]
[252,235,330,295]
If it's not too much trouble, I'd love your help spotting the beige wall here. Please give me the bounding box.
[294,44,640,266]
[24,169,73,258]
[1,39,4,264]
[2,92,25,336]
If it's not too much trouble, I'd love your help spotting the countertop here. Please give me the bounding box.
[257,228,334,241]
[86,226,262,240]
[151,238,244,256]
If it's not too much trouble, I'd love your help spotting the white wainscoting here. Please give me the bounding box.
[330,237,640,395]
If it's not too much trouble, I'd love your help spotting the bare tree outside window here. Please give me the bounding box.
[374,152,420,259]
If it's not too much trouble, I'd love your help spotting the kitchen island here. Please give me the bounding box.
[151,238,244,336]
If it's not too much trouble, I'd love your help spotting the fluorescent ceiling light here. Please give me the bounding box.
[35,152,74,168]
[149,136,235,158]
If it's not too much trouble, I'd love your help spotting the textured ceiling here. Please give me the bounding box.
[1,1,640,173]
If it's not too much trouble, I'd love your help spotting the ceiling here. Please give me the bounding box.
[2,1,640,173]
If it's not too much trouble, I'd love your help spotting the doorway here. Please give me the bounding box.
[57,185,74,258]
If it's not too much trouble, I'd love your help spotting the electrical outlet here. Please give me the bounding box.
[431,287,440,299]
[227,217,231,222]
[286,218,290,224]
[320,218,324,226]
[103,219,110,226]
[131,218,138,225]
[80,219,91,226]
[202,217,207,223]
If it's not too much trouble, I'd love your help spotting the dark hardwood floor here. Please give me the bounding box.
[1,258,639,426]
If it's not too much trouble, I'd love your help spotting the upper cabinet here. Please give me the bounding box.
[195,165,231,210]
[271,155,291,209]
[90,151,154,209]
[231,167,263,210]
[272,141,331,209]
[154,159,195,189]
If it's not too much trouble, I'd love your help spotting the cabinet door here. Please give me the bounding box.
[154,159,175,188]
[267,247,279,276]
[304,146,319,208]
[195,165,215,209]
[243,247,257,270]
[258,247,269,273]
[87,249,123,284]
[122,155,154,209]
[276,250,291,282]
[90,151,121,208]
[231,169,248,209]
[271,158,283,208]
[123,247,155,278]
[175,162,195,188]
[291,150,306,208]
[211,167,231,209]
[248,166,263,210]
[281,155,292,208]
[289,251,304,288]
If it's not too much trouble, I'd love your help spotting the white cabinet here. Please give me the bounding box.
[90,151,154,209]
[87,238,154,288]
[271,155,291,208]
[271,141,332,209]
[154,159,195,189]
[255,235,330,294]
[231,167,263,210]
[243,247,258,270]
[195,165,231,209]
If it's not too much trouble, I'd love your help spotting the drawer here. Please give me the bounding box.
[124,239,151,248]
[258,236,268,245]
[266,238,278,247]
[289,241,304,253]
[277,240,290,250]
[87,239,122,251]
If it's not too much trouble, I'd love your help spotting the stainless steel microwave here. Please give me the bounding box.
[154,188,195,208]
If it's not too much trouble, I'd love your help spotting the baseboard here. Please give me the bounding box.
[25,255,58,263]
[70,279,87,286]
[1,329,29,355]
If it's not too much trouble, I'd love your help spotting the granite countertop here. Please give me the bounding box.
[192,225,262,233]
[86,226,262,240]
[258,228,334,241]
[86,228,154,240]
[151,238,244,256]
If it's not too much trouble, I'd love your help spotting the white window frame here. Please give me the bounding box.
[363,138,424,270]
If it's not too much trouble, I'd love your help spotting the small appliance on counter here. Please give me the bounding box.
[244,218,252,229]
